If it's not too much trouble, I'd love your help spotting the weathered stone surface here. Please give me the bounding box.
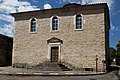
[12,4,109,72]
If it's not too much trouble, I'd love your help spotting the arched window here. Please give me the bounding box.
[52,16,58,31]
[30,18,36,32]
[76,15,82,30]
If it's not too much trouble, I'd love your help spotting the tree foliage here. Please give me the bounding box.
[116,40,120,52]
[116,40,120,65]
[109,47,116,64]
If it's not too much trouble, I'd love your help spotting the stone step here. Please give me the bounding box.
[28,63,72,71]
[58,64,72,71]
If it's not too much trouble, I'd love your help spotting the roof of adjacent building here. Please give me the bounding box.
[0,34,13,39]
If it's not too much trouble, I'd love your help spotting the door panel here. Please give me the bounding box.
[51,47,58,63]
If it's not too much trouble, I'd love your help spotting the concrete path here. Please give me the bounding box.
[0,66,106,76]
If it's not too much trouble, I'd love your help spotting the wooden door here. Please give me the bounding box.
[51,47,58,63]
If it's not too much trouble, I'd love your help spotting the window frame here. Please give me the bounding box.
[74,14,83,31]
[29,17,37,33]
[50,16,59,32]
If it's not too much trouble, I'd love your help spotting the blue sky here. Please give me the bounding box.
[109,0,120,49]
[0,0,120,49]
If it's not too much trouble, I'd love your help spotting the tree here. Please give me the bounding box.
[116,40,120,51]
[109,47,116,64]
[116,40,120,65]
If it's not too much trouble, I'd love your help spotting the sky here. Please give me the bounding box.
[0,0,120,49]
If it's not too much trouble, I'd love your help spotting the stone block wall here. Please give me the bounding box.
[13,8,108,72]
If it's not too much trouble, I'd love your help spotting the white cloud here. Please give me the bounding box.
[3,24,14,37]
[0,14,14,37]
[17,5,39,12]
[0,0,40,37]
[0,24,13,37]
[0,22,14,37]
[110,23,115,31]
[0,14,14,22]
[0,27,4,35]
[44,3,52,9]
[58,0,81,4]
[110,22,120,36]
[0,0,40,13]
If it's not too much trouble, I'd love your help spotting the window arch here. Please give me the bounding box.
[30,18,36,32]
[75,14,83,30]
[52,16,58,31]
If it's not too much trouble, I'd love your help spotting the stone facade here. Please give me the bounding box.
[0,34,13,66]
[12,3,110,72]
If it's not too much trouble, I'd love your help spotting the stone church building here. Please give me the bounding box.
[12,3,110,72]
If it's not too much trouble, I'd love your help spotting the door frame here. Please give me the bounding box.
[48,43,61,62]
